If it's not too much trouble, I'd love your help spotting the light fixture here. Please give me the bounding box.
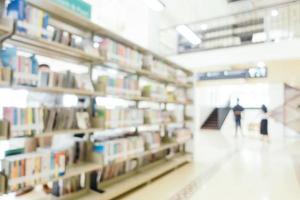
[200,24,208,31]
[176,25,201,45]
[271,9,279,17]
[142,0,165,12]
[257,61,266,68]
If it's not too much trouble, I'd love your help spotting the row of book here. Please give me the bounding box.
[6,0,49,39]
[140,132,161,150]
[93,136,145,165]
[171,128,193,143]
[52,175,84,197]
[13,55,39,86]
[2,139,87,192]
[38,69,94,91]
[93,107,144,129]
[0,49,39,86]
[143,55,189,82]
[167,89,187,102]
[2,106,184,138]
[3,107,44,138]
[144,110,165,124]
[4,1,192,85]
[95,142,170,182]
[0,66,12,83]
[2,107,91,138]
[95,75,140,97]
[98,38,143,70]
[47,26,85,50]
[142,85,168,101]
[0,120,9,139]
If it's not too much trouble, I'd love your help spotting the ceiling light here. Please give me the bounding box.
[257,61,266,68]
[200,24,208,31]
[271,9,279,17]
[176,25,201,45]
[142,0,165,12]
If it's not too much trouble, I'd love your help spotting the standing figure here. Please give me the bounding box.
[233,98,244,137]
[260,104,269,142]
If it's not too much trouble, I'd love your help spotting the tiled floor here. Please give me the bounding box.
[120,122,300,200]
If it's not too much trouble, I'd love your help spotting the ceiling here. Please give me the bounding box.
[159,0,294,29]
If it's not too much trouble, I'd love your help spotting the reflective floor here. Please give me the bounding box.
[120,120,300,200]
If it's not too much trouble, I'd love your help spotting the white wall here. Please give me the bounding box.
[85,0,160,51]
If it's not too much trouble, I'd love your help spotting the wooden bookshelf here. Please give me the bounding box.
[8,34,103,65]
[75,154,191,200]
[25,122,191,139]
[137,69,192,88]
[0,18,12,37]
[0,0,194,199]
[26,0,192,76]
[8,162,102,186]
[0,84,192,105]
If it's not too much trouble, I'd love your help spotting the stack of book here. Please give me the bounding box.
[99,38,143,70]
[38,69,94,91]
[140,132,161,150]
[0,120,10,139]
[93,136,144,165]
[6,0,49,39]
[144,109,164,124]
[171,128,192,143]
[3,107,44,138]
[142,56,176,80]
[52,175,83,197]
[95,75,140,97]
[176,89,187,102]
[2,140,88,192]
[162,111,179,124]
[142,84,167,101]
[13,55,39,86]
[0,66,12,84]
[93,107,144,129]
[176,70,188,84]
[2,107,91,138]
[43,108,91,132]
[47,26,85,50]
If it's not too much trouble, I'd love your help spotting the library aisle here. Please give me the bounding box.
[120,125,300,200]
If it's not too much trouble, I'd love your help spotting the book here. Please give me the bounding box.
[74,74,94,91]
[94,107,144,129]
[99,38,143,70]
[6,0,49,39]
[76,112,91,130]
[3,107,44,138]
[95,75,140,97]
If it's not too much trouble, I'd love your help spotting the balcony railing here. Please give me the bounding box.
[160,1,300,54]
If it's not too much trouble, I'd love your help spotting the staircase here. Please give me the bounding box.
[201,107,231,130]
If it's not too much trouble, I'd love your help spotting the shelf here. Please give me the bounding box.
[26,0,192,75]
[137,69,193,88]
[7,34,103,65]
[38,128,105,138]
[9,121,190,139]
[8,162,102,186]
[76,154,191,200]
[0,18,13,38]
[0,84,192,105]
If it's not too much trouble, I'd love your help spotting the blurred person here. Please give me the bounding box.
[233,98,244,137]
[260,104,269,142]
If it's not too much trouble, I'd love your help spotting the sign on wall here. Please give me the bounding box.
[53,0,91,19]
[198,67,268,81]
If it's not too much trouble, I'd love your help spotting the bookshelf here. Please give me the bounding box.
[0,0,194,200]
